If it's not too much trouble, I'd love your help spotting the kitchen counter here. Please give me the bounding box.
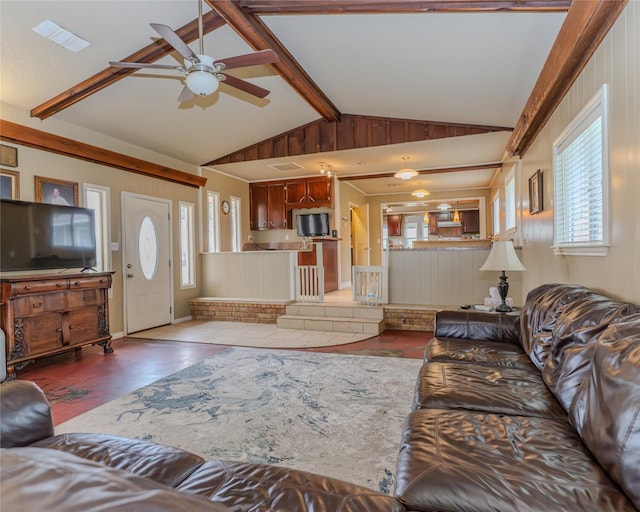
[410,239,491,249]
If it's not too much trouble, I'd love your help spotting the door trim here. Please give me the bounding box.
[121,191,174,335]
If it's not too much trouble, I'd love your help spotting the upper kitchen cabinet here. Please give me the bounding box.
[286,177,333,209]
[461,210,480,234]
[387,215,403,237]
[250,182,288,230]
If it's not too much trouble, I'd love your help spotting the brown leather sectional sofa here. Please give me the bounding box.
[1,283,639,511]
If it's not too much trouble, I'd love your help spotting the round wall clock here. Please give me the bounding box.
[221,200,230,215]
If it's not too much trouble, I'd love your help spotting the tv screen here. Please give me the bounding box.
[296,213,330,237]
[0,199,97,272]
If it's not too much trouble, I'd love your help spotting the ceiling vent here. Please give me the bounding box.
[268,162,304,172]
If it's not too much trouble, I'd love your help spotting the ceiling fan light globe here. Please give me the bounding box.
[186,70,219,96]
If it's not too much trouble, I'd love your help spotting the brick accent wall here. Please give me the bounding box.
[189,299,289,324]
[383,307,436,331]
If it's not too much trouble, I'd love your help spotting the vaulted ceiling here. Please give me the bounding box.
[0,1,625,195]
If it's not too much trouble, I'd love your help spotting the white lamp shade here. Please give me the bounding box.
[479,240,526,272]
[186,71,219,96]
[394,168,418,180]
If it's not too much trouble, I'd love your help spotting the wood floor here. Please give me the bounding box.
[15,329,431,425]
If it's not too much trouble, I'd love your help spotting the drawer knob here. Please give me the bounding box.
[32,303,42,309]
[56,282,64,287]
[24,285,31,290]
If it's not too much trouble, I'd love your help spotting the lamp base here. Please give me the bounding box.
[495,271,512,312]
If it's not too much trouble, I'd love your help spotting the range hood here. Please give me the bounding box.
[438,220,462,227]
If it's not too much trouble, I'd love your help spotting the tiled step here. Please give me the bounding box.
[285,303,384,321]
[277,314,384,335]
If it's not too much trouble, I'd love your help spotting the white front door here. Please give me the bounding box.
[122,193,172,334]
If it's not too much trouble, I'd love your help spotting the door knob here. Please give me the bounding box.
[126,263,132,269]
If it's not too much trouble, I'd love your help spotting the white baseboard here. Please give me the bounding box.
[111,331,125,340]
[173,315,192,324]
[339,281,351,289]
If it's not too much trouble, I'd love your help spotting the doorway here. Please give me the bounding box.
[122,192,173,334]
[350,203,370,267]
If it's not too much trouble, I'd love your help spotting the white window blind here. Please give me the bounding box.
[553,84,609,256]
[492,194,500,235]
[505,169,516,231]
[230,196,242,252]
[179,201,195,287]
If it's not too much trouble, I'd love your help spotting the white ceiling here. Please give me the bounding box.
[0,1,566,195]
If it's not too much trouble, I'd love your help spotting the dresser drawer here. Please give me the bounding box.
[69,275,111,290]
[12,279,67,296]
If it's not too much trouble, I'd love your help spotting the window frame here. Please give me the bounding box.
[206,190,220,253]
[492,192,500,236]
[552,84,610,256]
[230,196,242,253]
[82,183,112,275]
[178,201,196,288]
[504,166,517,234]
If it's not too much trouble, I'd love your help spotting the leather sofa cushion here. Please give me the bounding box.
[542,297,638,411]
[394,409,637,512]
[434,310,520,343]
[570,314,640,510]
[425,337,534,369]
[177,459,407,512]
[520,284,594,370]
[0,447,231,512]
[0,380,54,448]
[32,433,205,488]
[413,361,566,419]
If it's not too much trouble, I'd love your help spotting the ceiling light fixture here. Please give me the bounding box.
[437,203,452,211]
[185,55,219,96]
[320,163,334,178]
[394,157,419,180]
[411,189,430,198]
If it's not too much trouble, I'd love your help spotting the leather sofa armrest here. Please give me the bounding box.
[1,380,55,448]
[434,310,521,344]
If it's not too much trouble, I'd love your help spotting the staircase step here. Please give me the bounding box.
[286,303,384,320]
[277,315,384,335]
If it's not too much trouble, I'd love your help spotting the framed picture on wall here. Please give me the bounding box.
[0,169,20,199]
[35,176,78,206]
[529,169,543,215]
[0,144,18,167]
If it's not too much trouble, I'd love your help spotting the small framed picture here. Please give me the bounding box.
[0,169,20,199]
[529,169,543,215]
[35,176,78,206]
[0,144,18,167]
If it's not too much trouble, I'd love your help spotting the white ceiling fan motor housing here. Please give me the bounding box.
[185,54,220,96]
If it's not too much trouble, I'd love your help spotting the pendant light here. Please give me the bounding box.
[394,157,418,180]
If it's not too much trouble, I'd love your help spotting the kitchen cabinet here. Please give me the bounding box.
[1,272,114,380]
[461,210,480,233]
[286,177,332,209]
[250,183,287,230]
[428,213,439,235]
[387,215,403,237]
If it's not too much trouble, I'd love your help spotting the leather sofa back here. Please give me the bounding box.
[1,380,54,448]
[434,310,520,343]
[569,313,640,511]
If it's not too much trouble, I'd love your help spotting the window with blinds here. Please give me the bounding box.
[505,167,516,232]
[553,84,609,256]
[492,193,500,235]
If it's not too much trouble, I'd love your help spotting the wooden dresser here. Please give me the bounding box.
[0,272,114,380]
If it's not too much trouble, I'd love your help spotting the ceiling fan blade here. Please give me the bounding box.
[214,49,279,71]
[220,74,270,99]
[150,23,199,63]
[177,85,195,102]
[109,61,184,71]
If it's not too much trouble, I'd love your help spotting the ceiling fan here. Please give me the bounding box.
[109,1,279,102]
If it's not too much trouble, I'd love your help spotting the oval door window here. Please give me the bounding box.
[139,216,158,280]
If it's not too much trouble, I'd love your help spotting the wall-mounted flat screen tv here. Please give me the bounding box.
[296,213,330,237]
[0,199,97,272]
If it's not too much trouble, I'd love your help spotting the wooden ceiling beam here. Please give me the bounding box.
[30,12,225,120]
[205,0,341,122]
[506,0,628,157]
[0,120,207,188]
[240,1,571,14]
[338,162,501,181]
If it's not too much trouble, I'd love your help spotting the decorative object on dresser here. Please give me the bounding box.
[34,176,78,206]
[529,169,543,214]
[479,240,526,312]
[0,272,114,380]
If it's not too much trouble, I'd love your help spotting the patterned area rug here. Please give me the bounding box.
[57,347,421,493]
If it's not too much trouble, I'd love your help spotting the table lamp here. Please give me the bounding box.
[479,240,526,312]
